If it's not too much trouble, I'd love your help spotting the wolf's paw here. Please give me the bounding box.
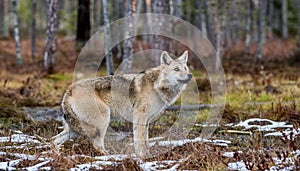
[94,146,109,156]
[135,148,150,158]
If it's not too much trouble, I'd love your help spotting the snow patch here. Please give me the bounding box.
[227,161,249,171]
[234,118,292,132]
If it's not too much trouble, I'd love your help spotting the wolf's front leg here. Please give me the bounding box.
[133,115,149,157]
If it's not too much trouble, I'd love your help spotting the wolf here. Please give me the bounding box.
[51,51,192,157]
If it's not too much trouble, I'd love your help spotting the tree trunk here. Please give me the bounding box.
[31,0,37,59]
[44,0,58,74]
[244,0,253,54]
[76,0,91,47]
[266,0,274,39]
[230,0,237,44]
[200,0,208,37]
[174,0,182,18]
[67,0,75,36]
[256,0,266,61]
[12,0,22,66]
[0,0,9,38]
[102,0,114,75]
[122,0,135,73]
[152,0,170,64]
[296,0,300,61]
[215,1,225,71]
[281,0,288,39]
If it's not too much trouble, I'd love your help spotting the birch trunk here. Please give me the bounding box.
[244,0,253,54]
[0,0,9,38]
[44,0,58,74]
[211,0,225,71]
[102,0,114,75]
[281,0,288,38]
[31,0,37,58]
[200,0,208,37]
[266,0,274,39]
[12,0,22,66]
[122,0,135,73]
[230,0,237,44]
[152,0,170,64]
[256,0,266,61]
[174,0,182,18]
[296,0,300,61]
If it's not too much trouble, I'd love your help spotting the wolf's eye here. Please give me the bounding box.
[174,68,180,71]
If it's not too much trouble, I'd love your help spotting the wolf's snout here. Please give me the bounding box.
[188,74,192,79]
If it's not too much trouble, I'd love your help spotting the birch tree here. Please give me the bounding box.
[152,0,170,64]
[174,0,182,18]
[256,0,266,60]
[296,0,300,61]
[44,0,58,74]
[209,0,226,71]
[200,0,208,37]
[266,0,274,39]
[31,0,37,58]
[0,0,9,38]
[102,0,114,75]
[281,0,288,39]
[122,0,136,73]
[230,0,237,44]
[244,0,253,54]
[12,0,22,66]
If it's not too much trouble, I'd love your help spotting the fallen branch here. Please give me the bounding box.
[166,104,224,111]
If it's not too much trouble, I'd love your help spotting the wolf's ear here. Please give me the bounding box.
[160,51,173,65]
[178,50,188,63]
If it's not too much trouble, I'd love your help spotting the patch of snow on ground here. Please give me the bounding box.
[264,128,300,140]
[227,160,249,171]
[0,159,22,170]
[139,160,179,171]
[149,137,231,147]
[0,133,40,144]
[0,152,36,160]
[94,154,130,161]
[234,118,292,132]
[223,151,242,158]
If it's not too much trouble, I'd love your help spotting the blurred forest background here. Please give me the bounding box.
[0,0,300,170]
[0,0,300,73]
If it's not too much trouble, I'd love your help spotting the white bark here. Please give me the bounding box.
[102,0,114,75]
[122,0,135,73]
[12,0,22,66]
[244,0,253,54]
[256,0,266,60]
[44,0,58,73]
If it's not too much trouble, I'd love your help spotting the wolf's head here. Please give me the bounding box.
[159,51,192,85]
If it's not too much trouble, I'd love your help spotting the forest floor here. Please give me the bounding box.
[0,38,299,170]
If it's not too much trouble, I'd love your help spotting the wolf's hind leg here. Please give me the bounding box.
[51,124,79,149]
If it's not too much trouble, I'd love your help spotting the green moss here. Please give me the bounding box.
[47,73,73,82]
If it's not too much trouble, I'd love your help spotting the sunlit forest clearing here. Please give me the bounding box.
[0,0,300,170]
